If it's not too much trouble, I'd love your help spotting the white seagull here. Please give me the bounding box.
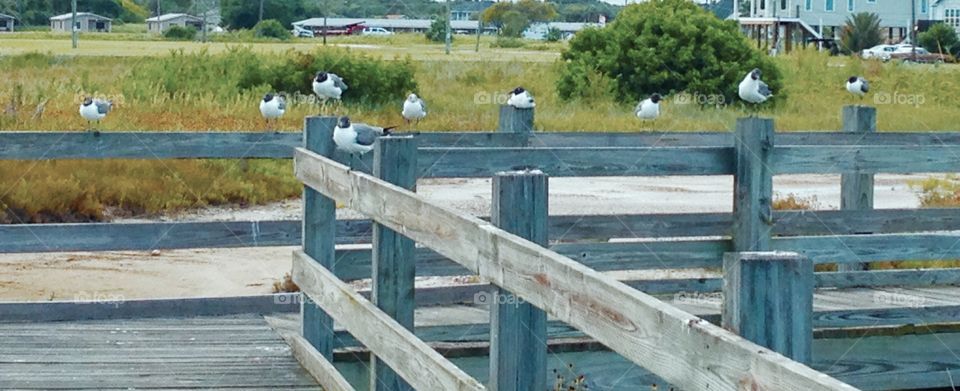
[738,68,773,105]
[635,93,662,121]
[312,71,347,114]
[259,93,286,131]
[333,116,396,158]
[507,87,535,109]
[846,76,869,99]
[401,93,427,125]
[79,97,112,131]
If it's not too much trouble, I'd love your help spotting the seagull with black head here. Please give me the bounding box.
[738,68,773,109]
[333,116,397,161]
[312,71,347,114]
[79,97,112,131]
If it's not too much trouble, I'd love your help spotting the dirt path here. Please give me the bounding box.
[0,175,929,302]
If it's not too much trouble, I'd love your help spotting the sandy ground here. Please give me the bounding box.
[0,174,930,302]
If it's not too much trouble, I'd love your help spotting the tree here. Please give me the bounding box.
[254,18,289,40]
[221,0,312,29]
[556,0,782,105]
[840,12,882,55]
[919,22,960,57]
[424,15,449,42]
[481,0,557,37]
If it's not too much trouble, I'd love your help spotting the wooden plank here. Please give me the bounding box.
[815,269,960,289]
[489,170,548,391]
[292,251,485,391]
[722,252,813,364]
[838,106,876,272]
[294,149,857,391]
[0,295,298,323]
[301,116,338,360]
[497,105,535,135]
[733,117,774,251]
[289,334,356,391]
[774,234,960,264]
[371,136,418,391]
[774,145,960,174]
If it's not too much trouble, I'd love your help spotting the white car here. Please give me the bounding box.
[861,44,897,59]
[362,27,394,36]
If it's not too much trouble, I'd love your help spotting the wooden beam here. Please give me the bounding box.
[497,105,535,136]
[292,251,485,391]
[838,106,877,272]
[301,116,338,360]
[733,117,774,252]
[371,136,418,391]
[489,170,548,391]
[723,252,814,364]
[294,148,857,391]
[288,334,357,391]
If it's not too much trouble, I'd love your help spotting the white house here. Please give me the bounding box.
[931,0,960,34]
[0,13,15,32]
[49,12,112,33]
[146,13,204,34]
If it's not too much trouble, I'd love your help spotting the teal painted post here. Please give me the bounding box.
[489,170,548,391]
[733,117,774,252]
[370,136,418,391]
[498,105,534,145]
[838,105,877,272]
[722,251,813,364]
[302,116,338,359]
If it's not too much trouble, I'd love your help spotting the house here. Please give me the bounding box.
[292,17,498,34]
[451,1,495,21]
[0,13,15,32]
[146,13,203,34]
[931,0,960,34]
[49,12,112,33]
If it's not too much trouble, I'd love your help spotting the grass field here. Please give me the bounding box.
[1,33,959,222]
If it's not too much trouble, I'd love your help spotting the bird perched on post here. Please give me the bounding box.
[738,68,773,106]
[507,87,535,109]
[312,71,347,114]
[333,116,396,160]
[259,93,285,131]
[635,93,662,129]
[846,76,869,100]
[401,93,427,125]
[79,97,112,131]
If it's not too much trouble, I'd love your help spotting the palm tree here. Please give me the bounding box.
[840,12,883,55]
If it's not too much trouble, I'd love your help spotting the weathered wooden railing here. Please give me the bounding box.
[2,105,960,389]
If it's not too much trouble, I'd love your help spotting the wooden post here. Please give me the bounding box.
[489,170,548,391]
[371,136,417,391]
[733,117,774,252]
[302,116,338,359]
[497,105,534,144]
[722,251,813,364]
[838,105,877,272]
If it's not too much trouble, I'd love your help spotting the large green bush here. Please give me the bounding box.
[254,19,290,40]
[163,25,197,41]
[425,16,450,43]
[840,12,883,54]
[122,47,417,105]
[556,0,782,104]
[919,23,960,56]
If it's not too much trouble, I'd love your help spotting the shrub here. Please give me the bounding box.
[425,16,450,43]
[919,23,960,56]
[163,25,197,41]
[490,37,525,48]
[254,19,290,40]
[545,27,563,42]
[557,0,782,105]
[840,12,882,55]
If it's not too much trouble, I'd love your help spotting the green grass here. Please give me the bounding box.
[1,39,960,222]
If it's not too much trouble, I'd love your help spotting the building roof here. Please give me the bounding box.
[292,17,593,32]
[0,13,16,20]
[452,1,494,13]
[146,13,202,23]
[50,12,112,21]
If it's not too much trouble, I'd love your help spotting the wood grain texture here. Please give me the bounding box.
[292,251,485,391]
[294,148,857,391]
[497,105,535,134]
[733,117,774,252]
[289,334,357,391]
[838,106,876,272]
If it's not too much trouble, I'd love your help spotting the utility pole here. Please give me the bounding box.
[156,0,161,17]
[71,0,78,49]
[475,20,481,52]
[322,0,328,46]
[444,0,451,55]
[259,0,265,23]
[911,0,917,61]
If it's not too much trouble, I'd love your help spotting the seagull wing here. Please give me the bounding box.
[278,96,287,111]
[95,100,112,114]
[418,98,426,113]
[758,81,772,97]
[860,79,869,93]
[634,100,645,113]
[331,74,348,91]
[353,123,384,146]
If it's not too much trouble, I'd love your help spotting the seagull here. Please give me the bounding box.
[312,71,347,114]
[507,87,535,109]
[846,76,869,100]
[401,93,427,125]
[738,68,773,106]
[259,93,285,131]
[635,93,661,121]
[333,116,396,160]
[79,97,111,131]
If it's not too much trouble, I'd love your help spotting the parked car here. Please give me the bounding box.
[888,47,956,63]
[362,27,393,36]
[861,44,897,59]
[292,25,314,38]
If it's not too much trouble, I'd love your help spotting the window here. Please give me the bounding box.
[782,0,787,9]
[947,9,960,30]
[826,0,834,12]
[921,0,928,14]
[848,0,854,12]
[805,0,812,11]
